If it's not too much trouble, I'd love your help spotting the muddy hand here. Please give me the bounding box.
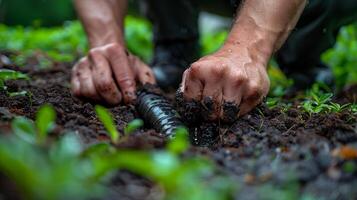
[180,46,270,122]
[71,43,155,105]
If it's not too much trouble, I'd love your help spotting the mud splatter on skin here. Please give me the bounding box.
[222,101,240,123]
[201,96,215,121]
[175,89,201,124]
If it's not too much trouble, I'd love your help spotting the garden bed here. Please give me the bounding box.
[0,54,357,200]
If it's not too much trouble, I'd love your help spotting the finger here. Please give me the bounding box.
[77,59,101,101]
[71,64,81,97]
[239,98,263,116]
[105,44,136,104]
[220,75,246,122]
[201,83,223,121]
[239,84,265,116]
[181,65,204,101]
[89,51,122,105]
[130,55,156,84]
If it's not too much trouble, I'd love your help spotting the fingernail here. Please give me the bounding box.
[222,101,240,123]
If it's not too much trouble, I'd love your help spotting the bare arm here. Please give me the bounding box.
[71,0,155,105]
[226,0,307,63]
[74,0,127,47]
[181,0,306,121]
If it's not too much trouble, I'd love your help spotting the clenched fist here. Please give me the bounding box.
[180,46,270,122]
[71,43,155,105]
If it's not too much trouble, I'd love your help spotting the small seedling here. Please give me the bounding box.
[36,104,56,143]
[124,119,144,135]
[266,97,279,109]
[0,69,29,91]
[167,127,190,155]
[12,104,56,144]
[12,116,37,144]
[328,102,350,113]
[95,105,119,144]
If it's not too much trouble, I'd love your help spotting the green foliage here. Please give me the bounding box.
[301,84,351,115]
[36,104,56,143]
[125,16,153,62]
[0,69,30,98]
[0,21,87,64]
[167,127,190,155]
[0,133,104,200]
[12,116,37,144]
[0,69,29,90]
[350,104,357,114]
[1,105,233,200]
[201,31,228,55]
[94,105,120,144]
[267,63,294,98]
[124,119,144,135]
[322,24,357,89]
[12,104,56,145]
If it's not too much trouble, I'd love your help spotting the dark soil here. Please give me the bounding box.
[0,55,357,200]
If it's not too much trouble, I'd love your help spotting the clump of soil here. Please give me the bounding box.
[1,54,357,200]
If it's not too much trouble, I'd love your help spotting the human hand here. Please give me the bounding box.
[71,43,155,105]
[179,46,270,122]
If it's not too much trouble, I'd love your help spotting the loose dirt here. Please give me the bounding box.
[0,55,356,200]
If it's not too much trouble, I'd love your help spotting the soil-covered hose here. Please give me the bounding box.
[136,90,184,138]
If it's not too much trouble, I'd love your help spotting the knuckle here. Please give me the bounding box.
[188,63,204,80]
[247,84,263,101]
[105,43,123,55]
[117,76,135,88]
[231,74,247,87]
[210,65,223,76]
[76,59,90,72]
[190,63,202,74]
[88,49,100,57]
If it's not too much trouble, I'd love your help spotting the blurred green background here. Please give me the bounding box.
[0,0,356,91]
[0,0,75,26]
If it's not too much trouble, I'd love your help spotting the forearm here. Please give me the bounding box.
[74,0,128,48]
[225,0,306,64]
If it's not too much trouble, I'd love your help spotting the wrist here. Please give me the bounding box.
[223,16,280,65]
[87,27,125,48]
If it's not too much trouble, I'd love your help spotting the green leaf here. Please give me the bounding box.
[11,116,36,144]
[36,104,56,142]
[81,142,112,158]
[0,69,29,81]
[124,119,144,135]
[167,127,190,154]
[95,105,119,144]
[8,90,28,97]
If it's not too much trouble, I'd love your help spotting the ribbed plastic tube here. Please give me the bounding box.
[136,91,184,138]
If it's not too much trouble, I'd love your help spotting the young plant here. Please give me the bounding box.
[301,85,334,115]
[0,69,30,97]
[328,102,350,113]
[350,103,357,114]
[12,104,56,145]
[124,119,144,135]
[95,105,119,144]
